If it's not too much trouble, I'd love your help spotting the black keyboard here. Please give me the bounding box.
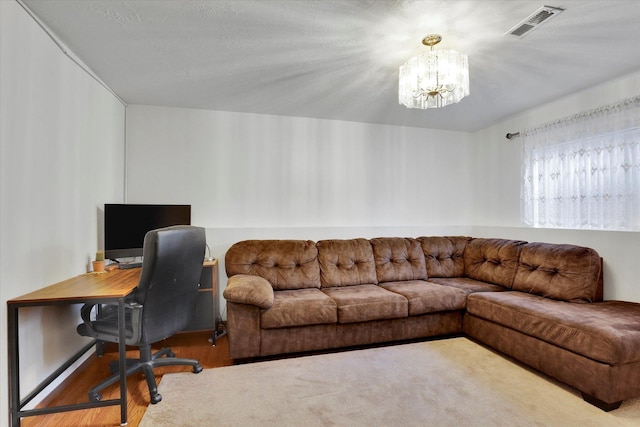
[118,262,142,270]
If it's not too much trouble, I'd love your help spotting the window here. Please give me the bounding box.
[521,96,640,231]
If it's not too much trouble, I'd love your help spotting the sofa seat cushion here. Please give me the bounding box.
[427,277,507,295]
[467,292,640,365]
[322,285,408,324]
[379,280,467,315]
[261,289,337,329]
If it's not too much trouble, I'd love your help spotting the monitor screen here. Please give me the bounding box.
[104,204,191,259]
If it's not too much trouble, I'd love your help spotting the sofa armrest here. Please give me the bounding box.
[223,274,274,308]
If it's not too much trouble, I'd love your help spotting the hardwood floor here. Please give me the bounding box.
[23,332,233,427]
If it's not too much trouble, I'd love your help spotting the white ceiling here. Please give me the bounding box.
[21,0,640,132]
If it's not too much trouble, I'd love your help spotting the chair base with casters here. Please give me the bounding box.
[88,342,203,404]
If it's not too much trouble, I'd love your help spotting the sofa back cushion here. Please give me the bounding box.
[464,238,526,288]
[317,239,377,287]
[225,240,320,290]
[370,237,427,283]
[512,242,602,303]
[417,236,470,278]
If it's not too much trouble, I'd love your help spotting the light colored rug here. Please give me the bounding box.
[140,337,640,426]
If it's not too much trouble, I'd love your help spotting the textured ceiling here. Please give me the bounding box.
[21,0,640,131]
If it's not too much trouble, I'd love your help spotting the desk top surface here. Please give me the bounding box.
[7,258,217,306]
[7,268,141,305]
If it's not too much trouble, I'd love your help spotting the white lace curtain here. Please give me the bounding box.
[521,96,640,231]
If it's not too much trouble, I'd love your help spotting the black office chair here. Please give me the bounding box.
[77,225,206,404]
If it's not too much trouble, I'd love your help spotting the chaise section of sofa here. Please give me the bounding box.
[464,297,640,410]
[463,241,640,410]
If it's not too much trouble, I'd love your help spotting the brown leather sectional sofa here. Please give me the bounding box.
[223,236,640,411]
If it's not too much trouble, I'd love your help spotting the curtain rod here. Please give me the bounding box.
[505,95,640,141]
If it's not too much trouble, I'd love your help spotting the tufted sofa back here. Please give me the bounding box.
[417,236,470,278]
[463,238,526,288]
[513,242,603,303]
[225,237,603,301]
[225,240,320,290]
[370,237,427,283]
[317,239,377,287]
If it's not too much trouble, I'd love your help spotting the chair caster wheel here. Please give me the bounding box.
[150,393,162,404]
[193,364,203,374]
[89,391,102,402]
[167,351,175,358]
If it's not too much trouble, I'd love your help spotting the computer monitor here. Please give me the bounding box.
[104,204,191,260]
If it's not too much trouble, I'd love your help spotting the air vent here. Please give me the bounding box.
[506,5,565,38]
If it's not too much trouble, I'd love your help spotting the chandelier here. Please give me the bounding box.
[399,34,469,109]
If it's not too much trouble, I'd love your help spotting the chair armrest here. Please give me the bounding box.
[124,301,143,342]
[223,274,274,309]
[80,302,97,323]
[80,298,140,321]
[78,300,144,342]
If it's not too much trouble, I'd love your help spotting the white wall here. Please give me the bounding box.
[126,105,476,293]
[0,1,125,419]
[472,70,640,302]
[126,105,474,227]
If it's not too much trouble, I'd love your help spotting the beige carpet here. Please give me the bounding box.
[140,337,640,426]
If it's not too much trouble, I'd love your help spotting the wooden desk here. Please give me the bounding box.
[7,268,140,427]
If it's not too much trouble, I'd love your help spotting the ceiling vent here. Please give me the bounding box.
[506,5,565,38]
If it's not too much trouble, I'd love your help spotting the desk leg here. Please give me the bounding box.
[117,298,128,426]
[8,304,20,427]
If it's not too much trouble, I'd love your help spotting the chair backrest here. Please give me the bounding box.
[133,225,206,343]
